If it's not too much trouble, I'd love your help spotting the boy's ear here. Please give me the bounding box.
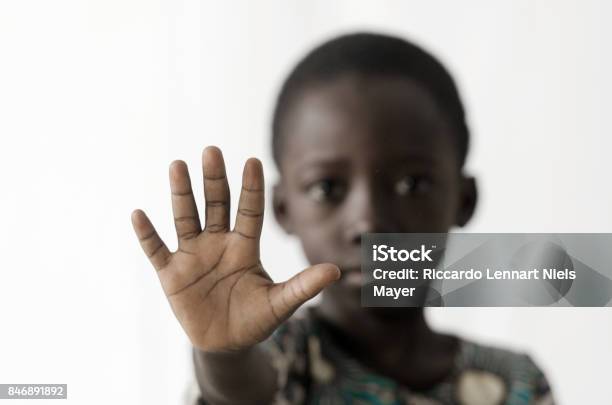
[456,175,478,227]
[273,182,293,234]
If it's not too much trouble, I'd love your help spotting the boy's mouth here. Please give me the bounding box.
[339,266,363,287]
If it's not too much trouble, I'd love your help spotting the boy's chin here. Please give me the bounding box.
[326,277,432,316]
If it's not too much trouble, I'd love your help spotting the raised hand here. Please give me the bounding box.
[131,147,340,352]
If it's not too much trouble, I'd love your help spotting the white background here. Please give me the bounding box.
[0,1,611,404]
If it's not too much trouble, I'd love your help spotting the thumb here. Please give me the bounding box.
[270,263,340,320]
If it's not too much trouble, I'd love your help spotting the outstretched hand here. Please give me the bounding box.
[131,147,340,352]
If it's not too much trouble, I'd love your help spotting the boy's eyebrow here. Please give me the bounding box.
[385,154,438,165]
[291,153,439,175]
[292,156,351,171]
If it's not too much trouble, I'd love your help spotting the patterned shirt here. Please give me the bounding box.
[189,308,554,405]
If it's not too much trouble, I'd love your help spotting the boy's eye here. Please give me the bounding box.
[394,175,432,196]
[306,179,347,203]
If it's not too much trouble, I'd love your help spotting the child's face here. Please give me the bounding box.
[274,74,476,298]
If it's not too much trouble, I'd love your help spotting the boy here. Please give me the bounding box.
[132,33,554,404]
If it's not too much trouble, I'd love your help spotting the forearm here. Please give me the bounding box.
[193,343,278,405]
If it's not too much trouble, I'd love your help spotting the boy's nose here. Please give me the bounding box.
[343,182,395,245]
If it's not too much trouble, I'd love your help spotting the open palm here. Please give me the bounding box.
[131,147,339,352]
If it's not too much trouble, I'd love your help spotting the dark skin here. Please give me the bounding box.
[132,73,477,403]
[274,74,477,389]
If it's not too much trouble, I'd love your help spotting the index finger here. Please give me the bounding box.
[233,158,265,240]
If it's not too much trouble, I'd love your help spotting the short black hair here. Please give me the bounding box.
[271,32,470,168]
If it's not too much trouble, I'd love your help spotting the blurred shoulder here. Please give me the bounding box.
[456,338,555,405]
